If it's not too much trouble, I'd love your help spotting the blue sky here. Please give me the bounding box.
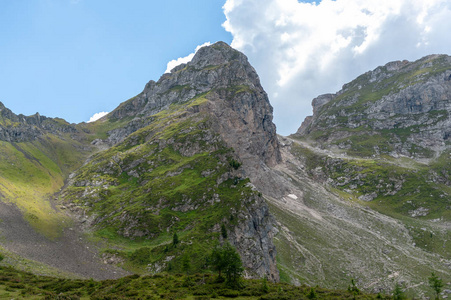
[0,0,231,124]
[1,0,451,135]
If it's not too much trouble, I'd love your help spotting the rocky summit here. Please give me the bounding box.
[61,41,280,281]
[106,41,281,167]
[0,43,450,298]
[297,54,451,159]
[0,102,79,143]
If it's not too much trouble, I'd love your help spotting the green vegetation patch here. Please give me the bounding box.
[0,265,386,299]
[0,135,88,238]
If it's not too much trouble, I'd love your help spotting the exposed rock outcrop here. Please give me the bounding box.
[297,94,334,135]
[107,42,281,166]
[229,192,278,281]
[0,101,77,142]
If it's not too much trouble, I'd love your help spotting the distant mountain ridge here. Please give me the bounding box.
[0,101,79,142]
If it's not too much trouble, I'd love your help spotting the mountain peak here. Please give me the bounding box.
[107,42,281,168]
[190,41,247,69]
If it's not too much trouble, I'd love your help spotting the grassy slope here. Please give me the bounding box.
[0,265,385,300]
[61,91,260,274]
[290,142,450,257]
[282,56,451,294]
[0,96,148,240]
[270,196,449,298]
[0,134,90,238]
[269,140,450,296]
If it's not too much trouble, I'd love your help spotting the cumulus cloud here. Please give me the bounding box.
[88,111,109,123]
[165,42,211,73]
[223,0,451,135]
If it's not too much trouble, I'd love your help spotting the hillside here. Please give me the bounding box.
[266,137,450,298]
[0,103,91,238]
[0,265,385,299]
[291,54,451,222]
[0,102,130,279]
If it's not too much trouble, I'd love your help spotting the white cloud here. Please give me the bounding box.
[88,111,109,123]
[223,0,451,135]
[165,42,211,73]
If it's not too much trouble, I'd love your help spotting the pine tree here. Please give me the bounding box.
[222,243,243,287]
[348,278,360,295]
[211,245,226,279]
[392,283,406,300]
[172,232,179,248]
[429,272,443,300]
[307,288,317,299]
[221,224,228,239]
[210,242,243,287]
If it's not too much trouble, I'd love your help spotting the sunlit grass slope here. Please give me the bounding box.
[0,134,90,238]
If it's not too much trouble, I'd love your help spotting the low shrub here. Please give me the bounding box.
[219,288,240,298]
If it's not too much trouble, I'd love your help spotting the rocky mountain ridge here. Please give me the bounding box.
[266,136,450,297]
[0,43,450,297]
[293,54,451,222]
[105,42,281,167]
[0,102,79,142]
[297,54,451,159]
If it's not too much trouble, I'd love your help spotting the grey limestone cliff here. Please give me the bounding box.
[229,192,278,281]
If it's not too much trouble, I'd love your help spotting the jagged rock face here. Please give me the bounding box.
[296,55,451,158]
[229,192,278,281]
[297,94,335,135]
[108,42,281,166]
[0,102,77,142]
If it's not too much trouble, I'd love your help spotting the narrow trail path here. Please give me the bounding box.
[283,136,429,169]
[0,201,130,280]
